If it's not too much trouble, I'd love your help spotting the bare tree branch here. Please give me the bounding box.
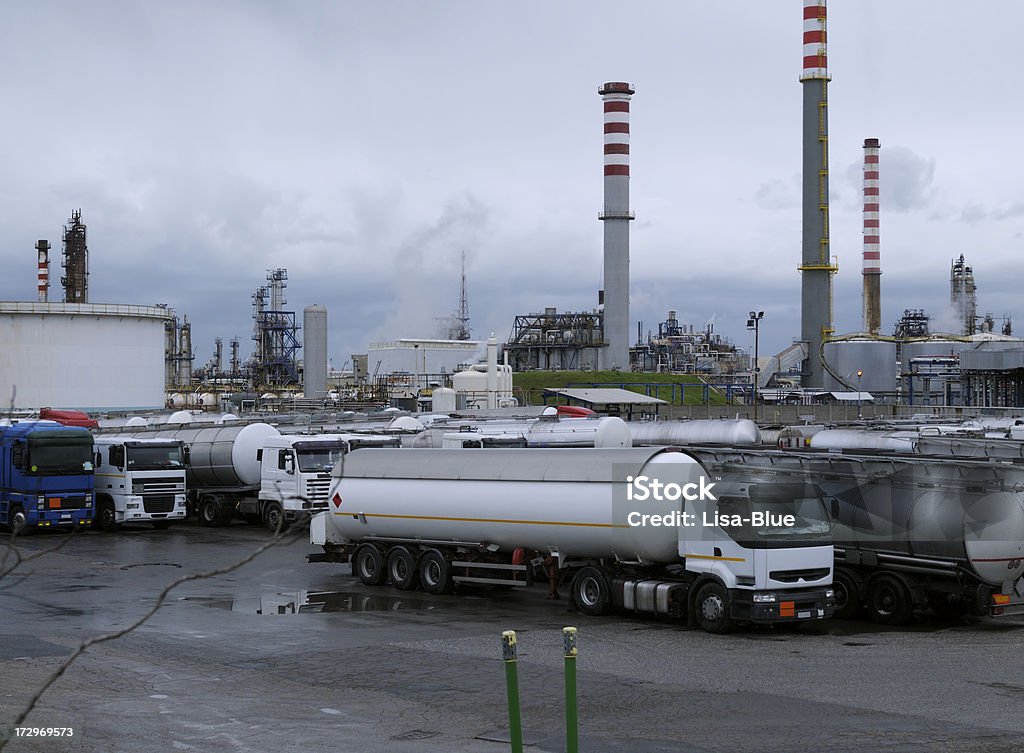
[1,530,82,581]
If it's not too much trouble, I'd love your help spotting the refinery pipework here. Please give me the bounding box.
[799,0,835,387]
[599,81,635,372]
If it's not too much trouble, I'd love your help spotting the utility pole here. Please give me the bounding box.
[747,311,764,424]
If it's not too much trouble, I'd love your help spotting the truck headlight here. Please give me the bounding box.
[127,503,139,510]
[752,593,777,603]
[825,589,835,599]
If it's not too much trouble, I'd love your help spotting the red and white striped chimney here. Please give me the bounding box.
[862,138,881,334]
[36,239,50,303]
[801,0,828,80]
[598,81,635,371]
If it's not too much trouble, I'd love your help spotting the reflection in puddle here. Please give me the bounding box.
[182,590,436,615]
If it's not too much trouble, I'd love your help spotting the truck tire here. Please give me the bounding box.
[263,502,289,533]
[418,550,452,595]
[694,582,733,634]
[571,567,611,616]
[96,499,118,532]
[866,574,913,626]
[199,496,222,528]
[8,505,27,535]
[386,546,419,591]
[832,568,864,620]
[354,544,387,586]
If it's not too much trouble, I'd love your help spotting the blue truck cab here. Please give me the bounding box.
[0,420,95,533]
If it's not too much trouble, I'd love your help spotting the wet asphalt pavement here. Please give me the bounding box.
[2,521,1024,753]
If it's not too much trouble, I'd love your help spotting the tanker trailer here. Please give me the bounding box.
[692,447,1024,623]
[103,424,394,530]
[309,447,835,634]
[819,455,1024,623]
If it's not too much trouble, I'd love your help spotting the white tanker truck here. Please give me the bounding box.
[309,447,836,633]
[104,424,399,530]
[694,447,1024,623]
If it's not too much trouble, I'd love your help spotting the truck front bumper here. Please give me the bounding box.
[729,587,835,624]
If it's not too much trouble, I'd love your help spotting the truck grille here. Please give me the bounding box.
[55,496,88,510]
[143,495,176,513]
[306,475,331,503]
[770,568,830,583]
[140,477,185,493]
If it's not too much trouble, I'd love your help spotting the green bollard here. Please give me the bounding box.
[501,630,524,753]
[563,626,578,753]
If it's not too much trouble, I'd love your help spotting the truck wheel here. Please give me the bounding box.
[832,568,863,620]
[387,547,419,591]
[571,567,610,616]
[8,505,27,535]
[419,550,452,595]
[96,500,118,532]
[263,502,288,532]
[354,544,387,586]
[199,496,222,528]
[694,582,733,634]
[151,520,172,530]
[866,574,913,626]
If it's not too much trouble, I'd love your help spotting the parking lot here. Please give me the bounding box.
[2,521,1024,753]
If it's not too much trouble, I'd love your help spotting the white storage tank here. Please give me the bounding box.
[431,387,457,413]
[303,304,328,398]
[0,302,171,411]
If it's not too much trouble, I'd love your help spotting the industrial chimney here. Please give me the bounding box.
[599,81,635,371]
[35,239,50,303]
[799,0,835,387]
[862,138,882,335]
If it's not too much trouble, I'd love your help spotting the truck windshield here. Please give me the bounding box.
[295,444,345,472]
[26,436,94,475]
[717,484,831,548]
[126,444,184,470]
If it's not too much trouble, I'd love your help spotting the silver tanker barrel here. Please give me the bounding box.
[629,419,760,447]
[103,423,280,490]
[809,429,917,452]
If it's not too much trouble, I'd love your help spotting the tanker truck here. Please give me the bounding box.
[92,435,188,530]
[309,447,836,633]
[104,423,400,530]
[692,446,1024,623]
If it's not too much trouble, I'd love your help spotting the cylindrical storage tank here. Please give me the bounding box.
[112,422,280,488]
[629,419,760,447]
[303,304,328,398]
[822,338,897,393]
[900,337,965,364]
[431,387,457,413]
[452,367,488,394]
[197,392,219,409]
[0,302,169,410]
[809,429,916,452]
[330,448,702,561]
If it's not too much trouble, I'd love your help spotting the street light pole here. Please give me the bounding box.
[746,311,764,424]
[857,369,863,419]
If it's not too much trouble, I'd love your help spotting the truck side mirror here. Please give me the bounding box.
[95,451,102,468]
[829,497,840,523]
[11,443,25,469]
[183,445,191,466]
[284,454,295,475]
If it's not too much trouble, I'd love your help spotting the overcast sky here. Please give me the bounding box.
[2,1,1022,370]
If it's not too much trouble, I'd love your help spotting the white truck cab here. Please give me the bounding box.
[92,436,188,530]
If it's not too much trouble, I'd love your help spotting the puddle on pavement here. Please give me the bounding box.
[181,590,437,615]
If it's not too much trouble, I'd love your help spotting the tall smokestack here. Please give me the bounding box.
[862,138,882,335]
[599,81,635,371]
[799,0,835,387]
[36,239,50,303]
